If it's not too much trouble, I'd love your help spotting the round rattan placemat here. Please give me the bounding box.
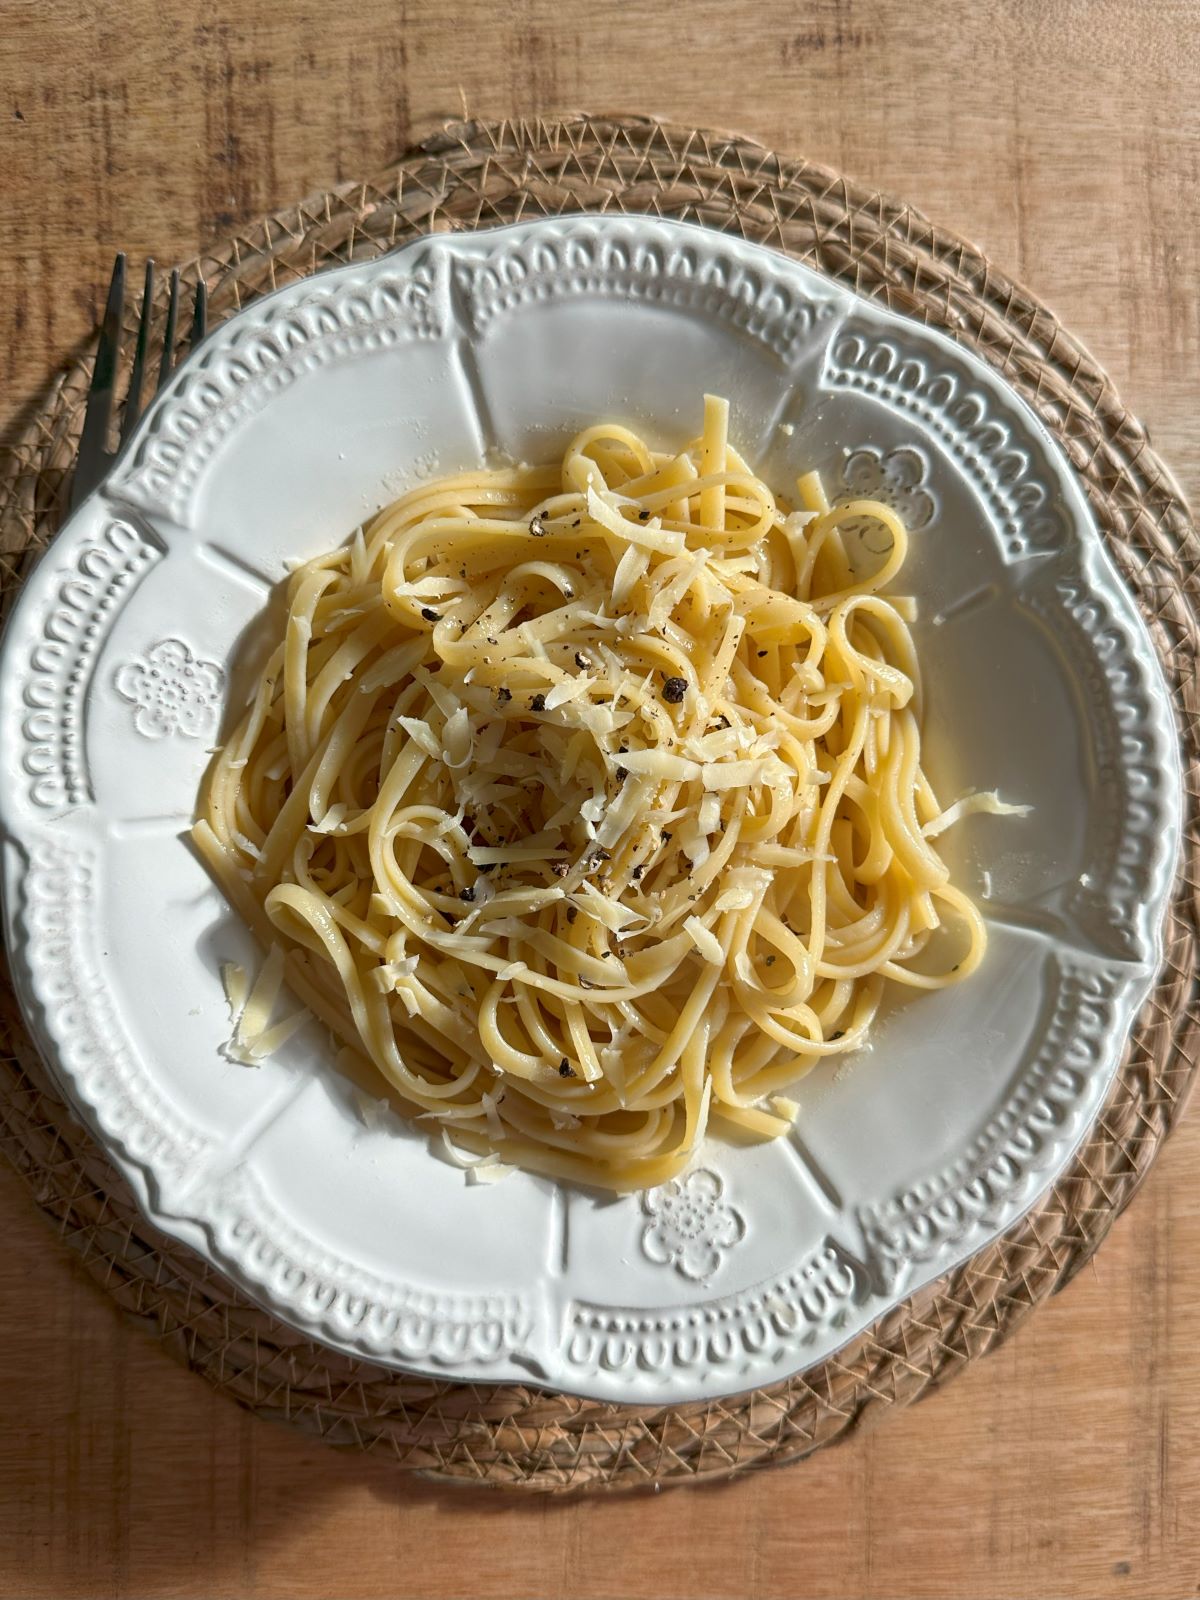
[1,115,1197,1493]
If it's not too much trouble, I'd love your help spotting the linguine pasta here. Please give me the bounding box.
[194,396,990,1191]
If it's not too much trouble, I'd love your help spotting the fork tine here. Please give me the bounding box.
[190,277,208,349]
[158,268,181,391]
[120,259,155,446]
[70,253,126,510]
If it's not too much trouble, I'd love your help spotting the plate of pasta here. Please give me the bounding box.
[0,216,1180,1400]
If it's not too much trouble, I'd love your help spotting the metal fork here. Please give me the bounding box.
[70,254,209,510]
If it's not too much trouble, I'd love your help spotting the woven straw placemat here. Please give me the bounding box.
[1,115,1197,1493]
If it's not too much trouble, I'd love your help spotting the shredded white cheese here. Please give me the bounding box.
[612,542,651,606]
[616,749,701,782]
[703,758,775,791]
[442,705,473,769]
[574,879,644,932]
[544,676,590,710]
[922,790,1032,839]
[395,715,442,761]
[586,484,685,556]
[310,803,348,834]
[481,1089,506,1143]
[698,791,722,836]
[370,957,420,992]
[217,946,313,1067]
[220,962,249,1026]
[352,1087,389,1131]
[685,915,725,965]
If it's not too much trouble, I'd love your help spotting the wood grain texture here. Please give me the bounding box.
[1,1,1198,1596]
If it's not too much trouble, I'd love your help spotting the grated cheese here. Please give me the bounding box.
[612,542,651,606]
[544,676,590,710]
[685,915,725,965]
[481,1089,506,1143]
[586,484,685,556]
[220,962,249,1025]
[442,705,473,769]
[574,879,644,932]
[217,945,312,1066]
[616,749,701,782]
[310,803,348,834]
[698,789,722,832]
[702,758,776,791]
[395,714,442,761]
[922,790,1032,839]
[352,1086,389,1130]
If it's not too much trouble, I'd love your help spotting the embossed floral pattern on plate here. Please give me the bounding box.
[641,1170,746,1281]
[114,638,224,740]
[840,444,937,530]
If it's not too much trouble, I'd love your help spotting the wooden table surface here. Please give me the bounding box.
[3,2,1199,1596]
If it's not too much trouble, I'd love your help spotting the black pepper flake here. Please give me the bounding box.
[530,693,546,713]
[529,514,548,537]
[637,508,651,522]
[497,687,512,703]
[830,1030,845,1041]
[661,830,673,844]
[631,864,644,880]
[575,652,588,669]
[421,607,441,623]
[566,905,578,923]
[558,1058,575,1077]
[757,650,768,658]
[662,676,687,704]
[765,954,776,966]
[459,885,475,903]
[615,766,627,782]
[618,743,628,754]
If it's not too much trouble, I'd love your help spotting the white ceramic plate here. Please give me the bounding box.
[0,217,1181,1402]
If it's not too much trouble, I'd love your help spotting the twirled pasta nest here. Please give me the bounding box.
[196,398,998,1190]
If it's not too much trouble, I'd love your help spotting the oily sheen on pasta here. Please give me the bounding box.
[195,396,988,1191]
